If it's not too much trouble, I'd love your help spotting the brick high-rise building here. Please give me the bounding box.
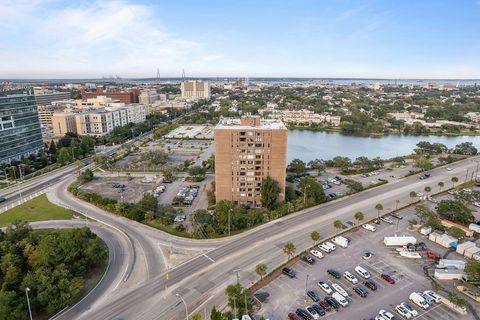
[81,85,141,104]
[214,115,287,208]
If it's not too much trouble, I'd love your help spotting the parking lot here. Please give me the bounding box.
[256,196,476,320]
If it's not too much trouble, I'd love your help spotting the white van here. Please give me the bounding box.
[332,236,349,248]
[332,292,348,307]
[324,241,336,251]
[354,266,371,279]
[362,223,376,232]
[409,292,429,310]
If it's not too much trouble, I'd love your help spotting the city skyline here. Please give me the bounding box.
[1,0,480,79]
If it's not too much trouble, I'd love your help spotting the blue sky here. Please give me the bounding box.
[0,0,479,78]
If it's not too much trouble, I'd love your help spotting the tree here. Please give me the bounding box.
[310,231,320,245]
[260,177,281,210]
[255,263,267,281]
[308,159,325,174]
[210,306,223,320]
[283,242,296,261]
[333,220,342,231]
[409,191,418,204]
[191,313,202,320]
[225,283,252,316]
[436,200,474,224]
[141,150,169,165]
[298,176,326,205]
[453,142,478,155]
[57,148,73,165]
[415,204,442,229]
[424,186,431,197]
[287,158,307,176]
[415,156,433,172]
[354,211,364,224]
[465,259,480,283]
[451,176,458,188]
[447,226,467,239]
[345,179,363,193]
[285,185,298,202]
[374,203,383,219]
[438,181,444,192]
[162,168,175,182]
[78,168,94,183]
[188,166,207,181]
[49,140,57,155]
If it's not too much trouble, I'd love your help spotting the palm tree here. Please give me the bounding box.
[283,242,296,261]
[255,263,267,281]
[424,186,431,197]
[310,231,320,246]
[395,199,400,210]
[374,203,383,219]
[354,211,364,224]
[333,220,342,231]
[438,181,444,192]
[409,191,417,204]
[451,176,458,188]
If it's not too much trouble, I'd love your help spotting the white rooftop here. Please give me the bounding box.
[215,117,287,130]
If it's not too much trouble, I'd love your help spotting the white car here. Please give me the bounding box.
[400,302,418,317]
[343,271,358,284]
[362,224,376,232]
[446,167,452,171]
[306,306,320,319]
[310,250,324,259]
[375,316,386,320]
[318,242,333,253]
[421,292,434,304]
[379,309,396,320]
[331,283,349,297]
[423,290,442,303]
[473,202,480,208]
[395,304,412,319]
[318,281,333,294]
[355,266,371,279]
[416,192,424,197]
[380,216,394,224]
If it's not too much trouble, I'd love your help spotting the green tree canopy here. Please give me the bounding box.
[298,176,326,205]
[436,200,474,225]
[260,177,281,210]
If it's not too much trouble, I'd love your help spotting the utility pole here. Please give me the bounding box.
[465,169,469,183]
[304,274,309,306]
[25,288,33,320]
[228,208,232,237]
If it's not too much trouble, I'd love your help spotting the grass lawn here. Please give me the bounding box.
[0,194,76,227]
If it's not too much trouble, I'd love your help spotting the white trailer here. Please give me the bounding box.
[438,259,466,270]
[469,223,480,234]
[456,241,476,255]
[434,269,465,280]
[464,246,480,259]
[384,236,417,246]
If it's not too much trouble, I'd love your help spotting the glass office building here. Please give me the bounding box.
[0,88,44,164]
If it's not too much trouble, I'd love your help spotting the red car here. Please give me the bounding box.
[318,301,333,312]
[288,312,301,320]
[381,273,396,284]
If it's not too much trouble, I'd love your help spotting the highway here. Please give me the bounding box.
[65,156,480,320]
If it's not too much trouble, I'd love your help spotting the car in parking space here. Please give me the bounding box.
[332,292,348,307]
[301,255,315,265]
[318,281,333,294]
[282,267,296,278]
[331,283,349,297]
[380,216,394,224]
[363,280,378,291]
[379,309,396,320]
[353,286,368,298]
[307,290,320,302]
[362,223,376,232]
[311,304,326,316]
[355,266,371,279]
[310,250,324,259]
[400,302,418,317]
[375,316,385,320]
[306,306,320,319]
[288,313,301,320]
[409,292,429,310]
[324,296,339,310]
[318,301,332,312]
[420,292,434,304]
[381,273,396,284]
[295,308,313,320]
[343,271,358,284]
[319,242,333,253]
[327,269,341,279]
[391,212,403,220]
[394,304,412,319]
[423,290,442,303]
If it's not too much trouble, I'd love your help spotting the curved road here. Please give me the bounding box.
[72,155,480,320]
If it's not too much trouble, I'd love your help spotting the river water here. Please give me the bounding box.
[287,130,480,162]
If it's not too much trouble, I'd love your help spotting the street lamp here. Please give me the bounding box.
[303,185,310,205]
[25,287,33,320]
[175,293,189,320]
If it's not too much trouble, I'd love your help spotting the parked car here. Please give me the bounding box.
[318,301,332,312]
[420,292,434,304]
[355,266,371,279]
[380,216,394,224]
[423,290,442,303]
[307,290,320,302]
[400,302,418,317]
[310,250,324,259]
[362,224,376,232]
[295,308,313,320]
[288,313,301,320]
[332,292,348,307]
[311,304,326,316]
[343,271,358,284]
[381,274,396,284]
[363,280,377,291]
[319,242,333,253]
[306,306,320,319]
[409,292,429,310]
[318,281,333,294]
[395,304,412,319]
[283,267,296,278]
[379,309,396,320]
[301,255,315,265]
[327,269,341,279]
[391,212,403,220]
[331,283,348,297]
[353,286,368,298]
[324,296,339,310]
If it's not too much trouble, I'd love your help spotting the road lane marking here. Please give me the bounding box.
[203,253,215,262]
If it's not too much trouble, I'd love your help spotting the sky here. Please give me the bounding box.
[0,0,479,79]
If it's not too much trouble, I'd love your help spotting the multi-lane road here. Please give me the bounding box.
[2,154,478,319]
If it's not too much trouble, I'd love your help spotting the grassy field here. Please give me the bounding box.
[0,194,76,227]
